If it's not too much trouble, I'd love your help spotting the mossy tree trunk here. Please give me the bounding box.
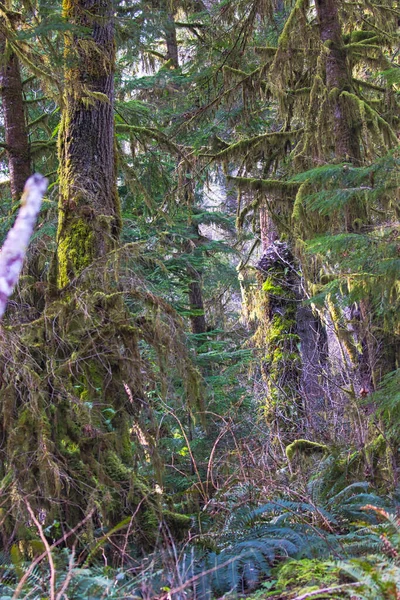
[254,202,304,438]
[56,0,121,288]
[257,241,303,439]
[0,33,31,201]
[0,0,158,546]
[315,0,361,164]
[316,0,378,395]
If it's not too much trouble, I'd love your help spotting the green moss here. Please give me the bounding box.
[276,0,306,49]
[57,217,95,288]
[248,249,303,430]
[0,226,198,551]
[364,434,393,485]
[163,510,192,539]
[104,451,132,482]
[262,278,285,295]
[215,130,297,162]
[286,439,329,462]
[230,176,299,195]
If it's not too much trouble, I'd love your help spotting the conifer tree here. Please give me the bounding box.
[0,9,31,200]
[56,0,121,288]
[209,0,399,439]
[0,0,210,545]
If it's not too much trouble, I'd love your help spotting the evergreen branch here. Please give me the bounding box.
[10,41,62,96]
[30,139,57,157]
[352,77,385,92]
[254,45,278,55]
[22,75,36,86]
[341,91,398,144]
[275,0,308,51]
[175,22,205,28]
[360,15,399,40]
[144,49,166,60]
[24,95,48,104]
[369,3,400,17]
[346,42,383,50]
[0,2,21,23]
[212,130,302,160]
[117,149,157,212]
[228,176,299,194]
[28,112,51,129]
[115,124,189,160]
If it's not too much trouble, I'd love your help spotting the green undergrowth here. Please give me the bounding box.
[1,480,399,599]
[0,245,202,547]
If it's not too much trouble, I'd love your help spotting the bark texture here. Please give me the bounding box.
[257,241,303,437]
[315,0,360,163]
[0,36,31,201]
[316,0,374,393]
[164,12,179,68]
[57,0,121,288]
[188,266,207,335]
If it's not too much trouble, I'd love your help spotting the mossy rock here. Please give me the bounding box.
[286,439,329,462]
[163,510,192,539]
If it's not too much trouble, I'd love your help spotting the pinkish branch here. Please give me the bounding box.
[0,173,48,319]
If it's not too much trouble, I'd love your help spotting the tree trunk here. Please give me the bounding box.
[56,0,121,288]
[188,266,207,335]
[0,35,31,201]
[164,12,179,68]
[159,14,207,336]
[316,0,375,396]
[260,204,277,251]
[315,0,360,164]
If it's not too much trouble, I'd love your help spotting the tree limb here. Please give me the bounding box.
[0,173,47,319]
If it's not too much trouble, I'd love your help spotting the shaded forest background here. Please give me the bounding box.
[0,0,399,597]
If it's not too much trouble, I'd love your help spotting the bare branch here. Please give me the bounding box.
[25,501,56,600]
[0,173,47,319]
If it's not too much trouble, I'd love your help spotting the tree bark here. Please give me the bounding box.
[316,0,374,394]
[260,203,277,251]
[315,0,360,163]
[164,12,179,68]
[188,266,207,335]
[56,0,121,288]
[0,35,31,201]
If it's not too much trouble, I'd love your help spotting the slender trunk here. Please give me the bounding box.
[260,204,277,251]
[56,0,121,288]
[188,266,207,335]
[164,12,179,68]
[0,36,31,201]
[316,0,375,396]
[315,0,360,163]
[161,14,207,335]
